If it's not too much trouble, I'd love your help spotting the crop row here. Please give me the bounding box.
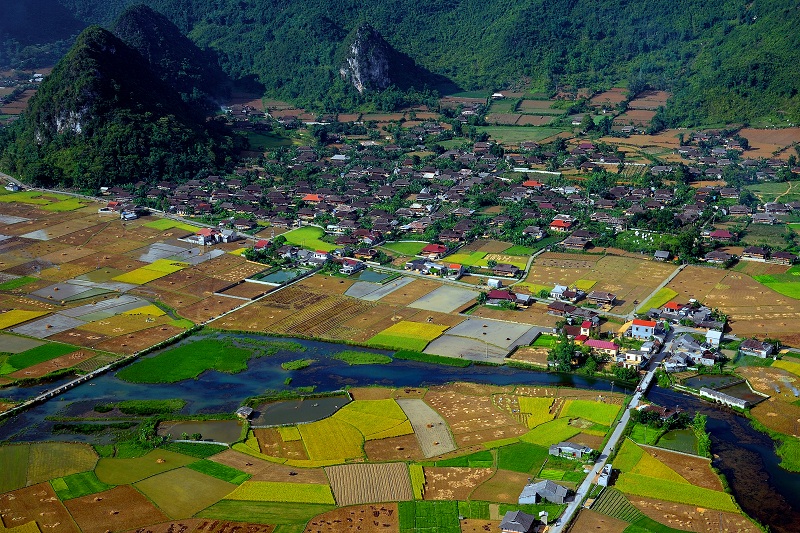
[591,487,644,522]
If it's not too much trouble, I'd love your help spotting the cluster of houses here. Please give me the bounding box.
[644,300,725,331]
[704,245,797,266]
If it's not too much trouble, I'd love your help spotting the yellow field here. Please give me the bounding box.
[297,418,364,462]
[122,304,166,316]
[277,426,302,441]
[332,400,413,440]
[517,397,555,428]
[112,260,188,284]
[376,321,450,340]
[773,359,800,377]
[574,279,597,290]
[0,310,48,329]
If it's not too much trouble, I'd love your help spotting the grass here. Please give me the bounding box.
[0,276,37,290]
[393,350,471,367]
[332,350,392,365]
[615,472,738,512]
[740,223,788,248]
[560,400,621,426]
[518,396,555,428]
[298,417,365,462]
[135,467,237,519]
[247,131,294,150]
[117,338,256,383]
[382,241,430,256]
[332,399,412,440]
[746,181,800,203]
[142,218,201,232]
[0,309,48,329]
[410,464,425,499]
[281,358,315,370]
[0,444,30,492]
[281,226,337,252]
[225,481,335,504]
[197,501,335,524]
[496,442,550,473]
[474,125,565,144]
[2,342,77,374]
[638,287,678,311]
[186,459,251,484]
[520,418,580,447]
[94,449,195,484]
[113,399,186,415]
[50,471,112,500]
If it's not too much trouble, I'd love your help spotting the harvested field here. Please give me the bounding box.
[210,449,328,484]
[7,349,95,378]
[508,346,549,367]
[486,113,521,125]
[750,398,800,435]
[614,109,656,126]
[424,387,527,447]
[364,433,425,462]
[134,468,236,519]
[253,428,309,461]
[90,325,185,354]
[740,127,800,159]
[218,281,270,299]
[460,519,502,533]
[470,469,531,504]
[590,88,627,106]
[123,519,274,533]
[94,449,195,485]
[175,296,242,323]
[64,485,169,533]
[422,467,494,500]
[349,387,396,400]
[628,90,671,110]
[737,366,799,402]
[517,115,555,126]
[26,442,98,485]
[325,463,412,506]
[304,504,398,533]
[0,483,79,533]
[570,509,628,533]
[643,447,722,491]
[629,496,760,533]
[396,399,457,458]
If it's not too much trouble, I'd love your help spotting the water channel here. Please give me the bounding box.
[0,333,797,531]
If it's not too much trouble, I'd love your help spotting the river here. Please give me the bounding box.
[0,333,798,531]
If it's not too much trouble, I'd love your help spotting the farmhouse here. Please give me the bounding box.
[772,251,797,265]
[339,258,366,275]
[739,339,775,358]
[587,291,616,306]
[487,290,517,307]
[654,250,671,261]
[518,479,568,505]
[742,246,768,261]
[493,263,521,277]
[584,339,619,357]
[549,441,593,459]
[499,511,537,533]
[420,243,447,260]
[549,218,573,232]
[630,319,656,340]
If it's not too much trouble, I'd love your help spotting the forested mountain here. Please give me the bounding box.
[112,4,231,111]
[2,0,800,124]
[0,26,235,190]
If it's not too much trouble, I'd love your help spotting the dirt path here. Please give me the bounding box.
[775,180,795,202]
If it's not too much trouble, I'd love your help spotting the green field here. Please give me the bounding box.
[26,442,99,485]
[117,339,257,383]
[474,126,565,144]
[40,198,87,211]
[502,245,535,255]
[0,276,37,290]
[186,459,251,484]
[520,418,580,447]
[741,223,789,248]
[0,190,53,204]
[615,472,738,511]
[198,501,335,524]
[591,487,646,522]
[496,442,550,474]
[638,288,678,312]
[1,342,78,374]
[560,400,620,426]
[531,334,559,348]
[627,424,661,446]
[281,226,336,252]
[382,241,430,256]
[399,500,460,533]
[0,444,30,492]
[332,350,392,365]
[433,449,493,468]
[95,449,195,484]
[51,471,112,500]
[368,321,448,352]
[142,218,201,232]
[226,481,335,504]
[135,467,237,518]
[747,182,800,204]
[163,442,228,458]
[247,132,295,150]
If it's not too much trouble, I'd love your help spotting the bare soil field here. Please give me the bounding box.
[519,99,560,112]
[181,277,236,297]
[740,127,800,159]
[422,467,495,500]
[590,88,627,107]
[508,346,550,367]
[377,279,442,306]
[614,110,657,126]
[349,387,396,400]
[219,281,270,299]
[301,275,356,295]
[364,434,425,462]
[630,496,760,533]
[228,91,265,111]
[666,265,800,341]
[643,447,722,491]
[210,449,328,484]
[460,519,501,533]
[254,428,309,461]
[146,269,209,290]
[570,509,628,533]
[737,366,800,403]
[470,469,531,504]
[0,89,35,114]
[65,485,169,533]
[326,463,412,506]
[570,432,605,450]
[0,483,79,533]
[304,504,398,533]
[628,90,671,110]
[486,113,521,125]
[176,296,243,323]
[92,324,185,355]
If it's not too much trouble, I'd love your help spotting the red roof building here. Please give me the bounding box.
[584,339,619,355]
[662,301,683,311]
[549,219,573,231]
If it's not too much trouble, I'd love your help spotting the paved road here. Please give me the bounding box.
[549,332,672,532]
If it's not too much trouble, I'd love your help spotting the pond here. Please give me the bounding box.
[156,419,243,443]
[256,268,309,284]
[250,394,351,426]
[356,270,391,283]
[683,374,743,389]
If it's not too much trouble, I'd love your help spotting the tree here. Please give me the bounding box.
[486,259,498,268]
[476,292,488,305]
[548,331,575,372]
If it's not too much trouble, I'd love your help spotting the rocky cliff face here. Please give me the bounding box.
[338,25,392,93]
